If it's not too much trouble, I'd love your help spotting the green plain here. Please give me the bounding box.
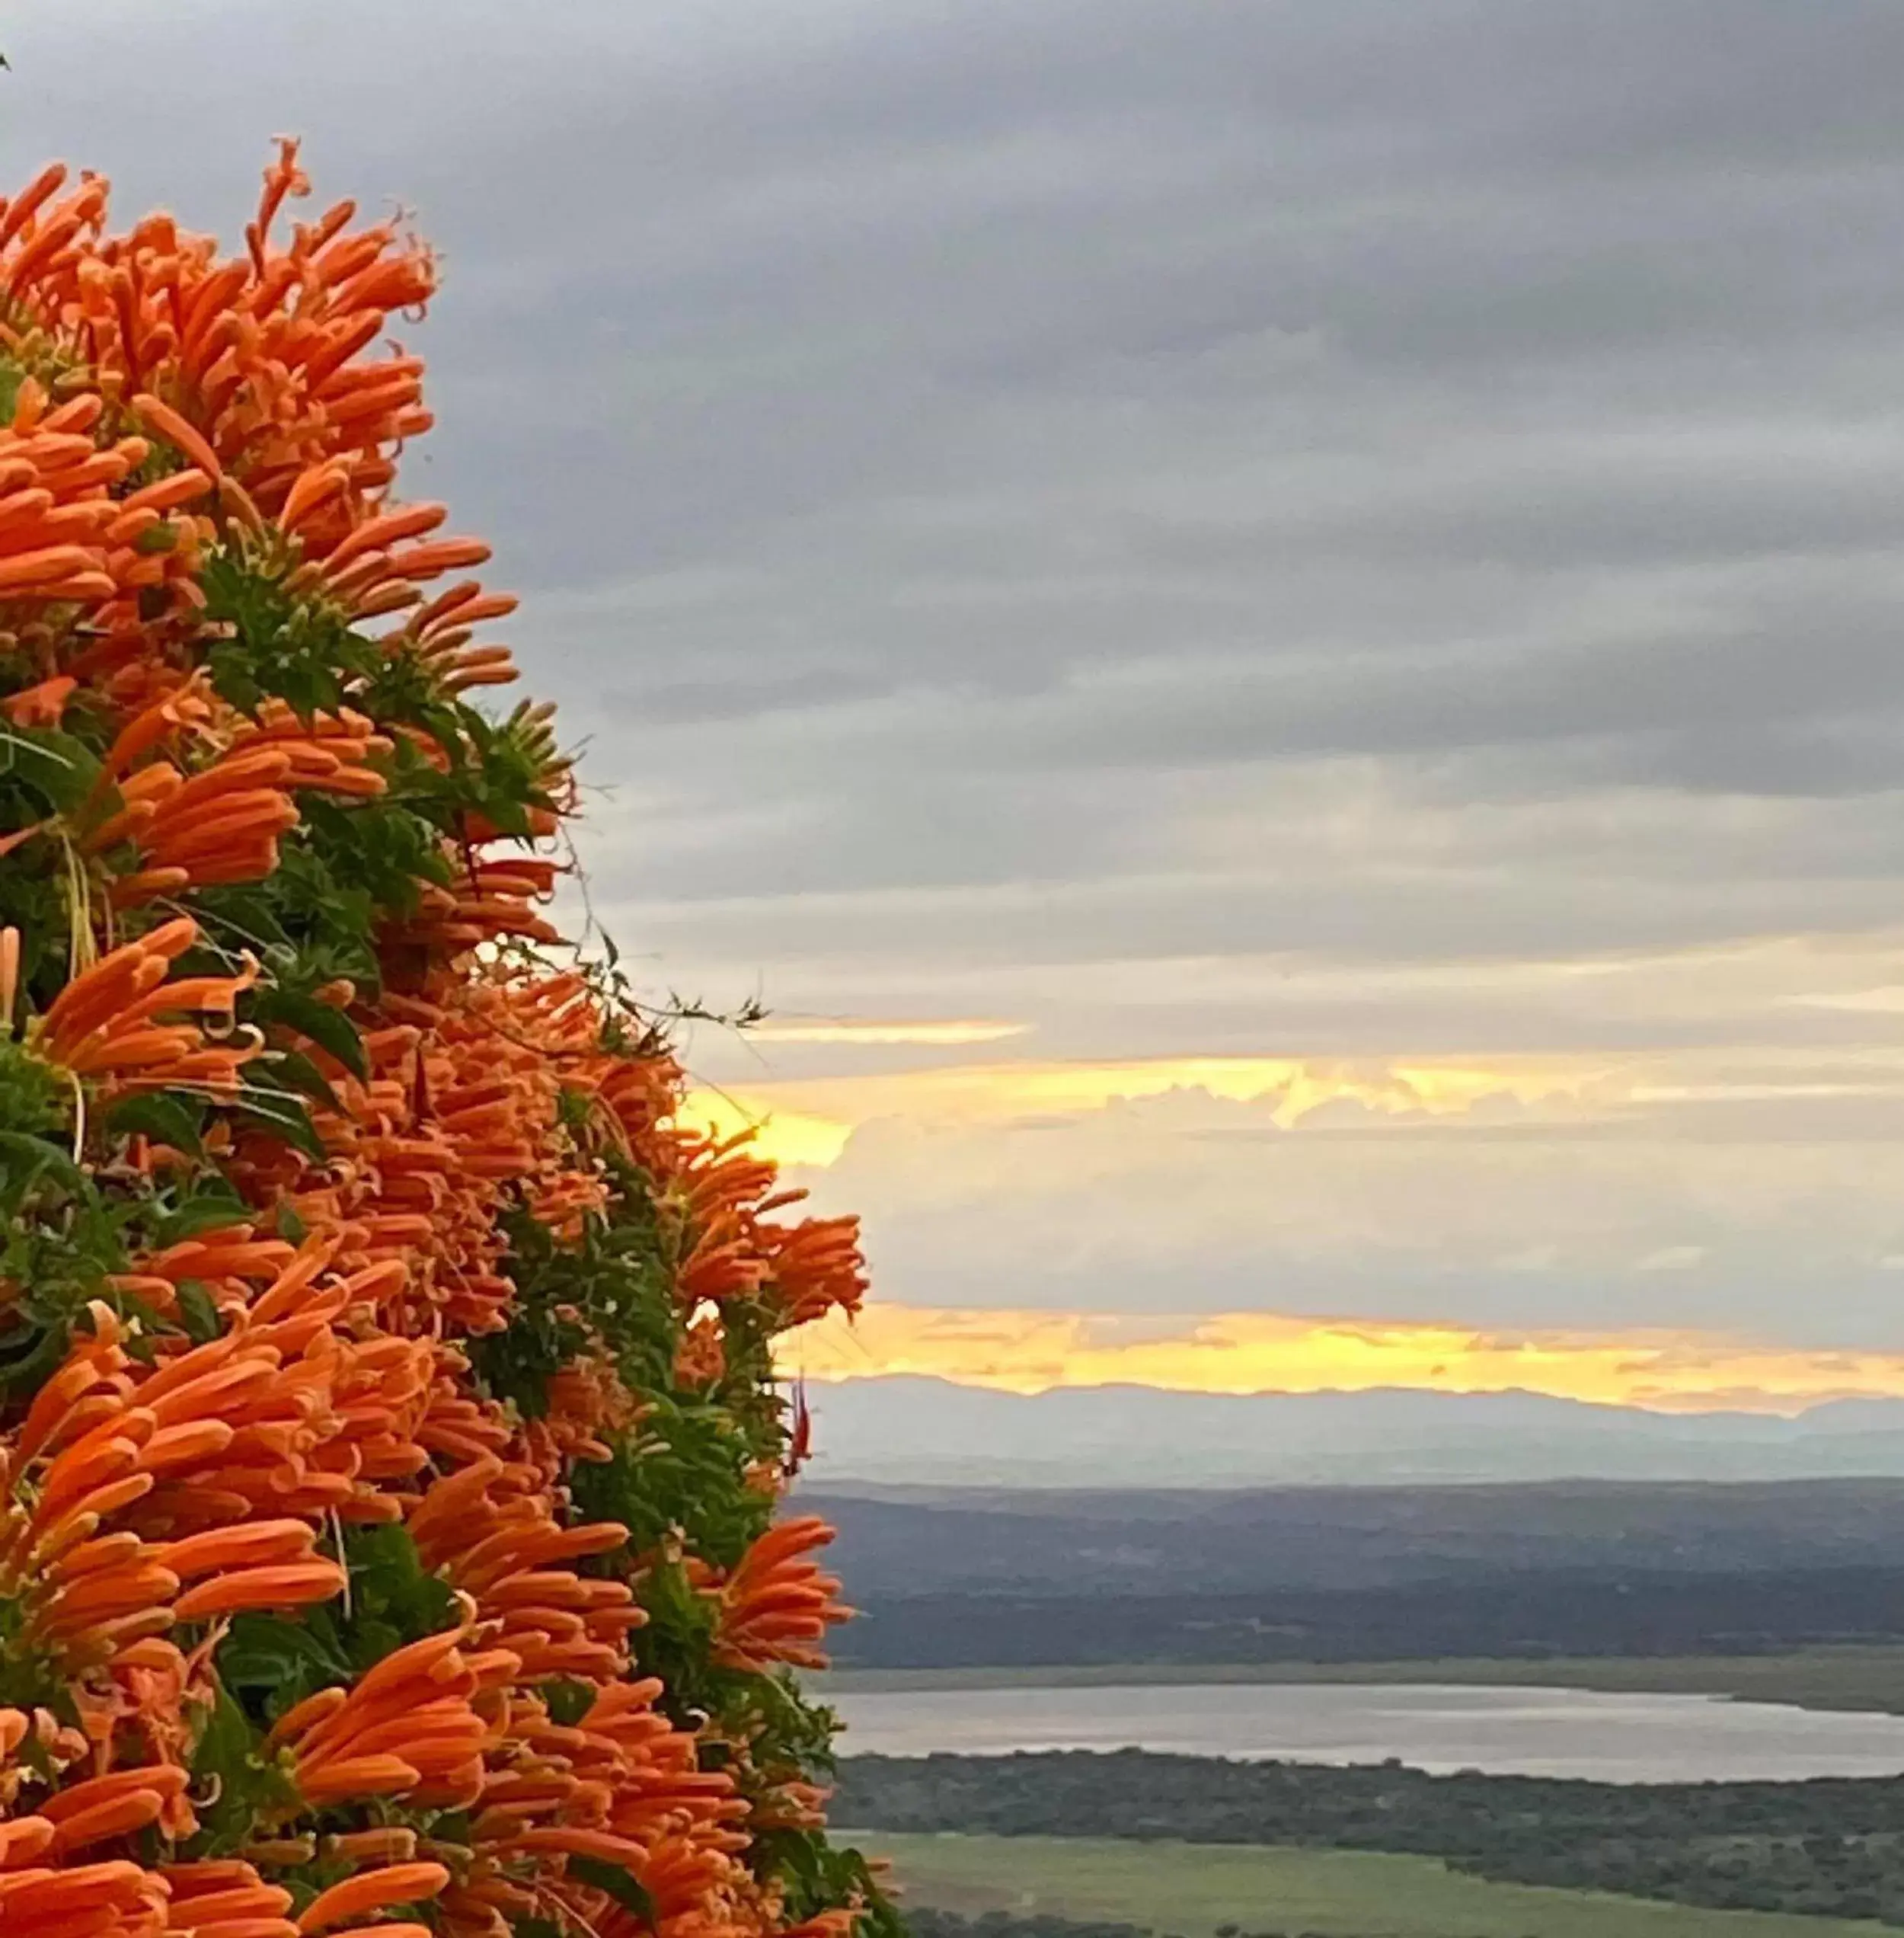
[851,1831,1885,1938]
[825,1647,1904,1715]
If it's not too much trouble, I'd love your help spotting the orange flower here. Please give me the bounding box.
[277,1626,497,1813]
[698,1517,855,1675]
[26,916,259,1102]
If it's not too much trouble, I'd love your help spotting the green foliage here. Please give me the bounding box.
[0,1131,285,1404]
[200,546,555,835]
[295,787,449,919]
[187,1685,302,1853]
[477,1166,681,1409]
[0,1039,62,1138]
[200,549,384,719]
[373,691,559,842]
[0,723,104,1015]
[572,1398,765,1566]
[471,1134,877,1919]
[230,1067,328,1163]
[477,1155,790,1577]
[746,1669,844,1776]
[0,1130,133,1396]
[215,1614,354,1721]
[620,1551,720,1711]
[0,1588,69,1716]
[251,987,369,1079]
[200,1524,478,1853]
[337,1522,462,1662]
[842,1752,1904,1930]
[101,1087,206,1156]
[902,1911,1158,1938]
[190,870,383,1001]
[569,1854,658,1925]
[758,1828,906,1938]
[0,721,96,817]
[217,1524,456,1729]
[185,549,556,1035]
[146,1170,253,1245]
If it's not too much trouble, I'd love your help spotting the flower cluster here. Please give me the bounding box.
[0,146,888,1938]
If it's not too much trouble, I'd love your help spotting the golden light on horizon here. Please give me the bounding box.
[778,1304,1904,1416]
[679,1051,1605,1170]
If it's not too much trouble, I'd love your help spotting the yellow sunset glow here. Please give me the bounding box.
[780,1305,1904,1415]
[679,1051,1600,1169]
[672,1089,855,1168]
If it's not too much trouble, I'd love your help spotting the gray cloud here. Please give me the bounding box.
[810,1082,1904,1345]
[15,1,1904,1347]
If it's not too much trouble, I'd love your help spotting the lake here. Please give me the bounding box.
[831,1681,1904,1782]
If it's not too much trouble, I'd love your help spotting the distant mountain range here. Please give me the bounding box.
[803,1377,1904,1488]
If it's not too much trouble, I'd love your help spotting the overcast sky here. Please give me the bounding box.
[21,3,1904,1396]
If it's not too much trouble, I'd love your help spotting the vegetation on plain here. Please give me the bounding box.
[859,1831,1880,1938]
[839,1751,1904,1924]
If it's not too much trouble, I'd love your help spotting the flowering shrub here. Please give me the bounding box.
[0,145,891,1938]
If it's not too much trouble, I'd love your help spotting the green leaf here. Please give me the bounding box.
[102,1089,206,1157]
[232,1085,328,1164]
[252,989,368,1080]
[0,1129,85,1206]
[545,1680,597,1728]
[188,884,292,955]
[570,1856,656,1925]
[0,1321,71,1402]
[271,1049,343,1114]
[0,725,97,814]
[340,1523,456,1662]
[152,1178,251,1244]
[175,1280,222,1345]
[218,1613,351,1711]
[188,1684,302,1851]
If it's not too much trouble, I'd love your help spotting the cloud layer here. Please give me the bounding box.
[19,3,1904,1377]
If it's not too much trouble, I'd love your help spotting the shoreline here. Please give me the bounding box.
[820,1646,1904,1715]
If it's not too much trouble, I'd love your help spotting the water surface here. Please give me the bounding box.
[832,1681,1904,1782]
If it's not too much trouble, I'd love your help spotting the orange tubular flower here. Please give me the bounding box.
[448,1676,752,1938]
[276,1626,497,1812]
[385,580,525,696]
[228,698,391,792]
[698,1518,855,1676]
[0,1858,170,1938]
[81,693,389,907]
[0,1310,373,1690]
[294,1860,449,1933]
[0,376,145,613]
[25,917,259,1100]
[408,1458,641,1681]
[673,1314,727,1390]
[161,1860,299,1938]
[761,1215,869,1328]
